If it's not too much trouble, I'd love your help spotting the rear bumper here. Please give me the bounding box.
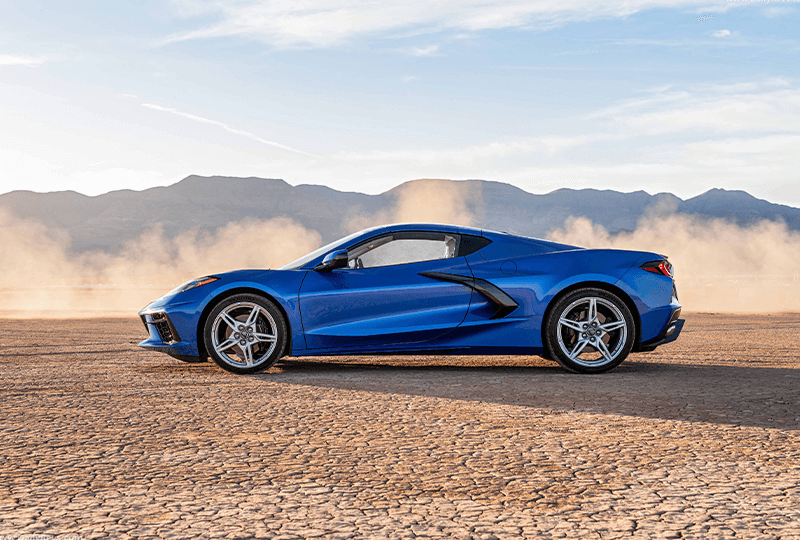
[639,307,684,352]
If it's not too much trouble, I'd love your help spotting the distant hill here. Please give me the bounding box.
[1,175,798,253]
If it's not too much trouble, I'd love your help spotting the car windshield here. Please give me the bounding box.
[279,227,382,270]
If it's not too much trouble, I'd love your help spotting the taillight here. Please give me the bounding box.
[641,260,673,278]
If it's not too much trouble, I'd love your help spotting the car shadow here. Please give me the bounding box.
[252,357,800,431]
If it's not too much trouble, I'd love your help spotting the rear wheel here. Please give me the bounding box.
[204,294,287,374]
[545,288,635,374]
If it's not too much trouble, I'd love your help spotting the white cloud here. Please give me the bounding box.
[333,81,800,165]
[68,168,170,196]
[702,78,790,94]
[763,6,794,18]
[0,148,65,193]
[286,79,800,205]
[0,54,48,66]
[614,38,692,47]
[588,82,800,135]
[685,134,800,156]
[615,32,750,47]
[0,149,170,197]
[141,103,318,157]
[408,44,439,56]
[331,133,621,166]
[163,0,732,48]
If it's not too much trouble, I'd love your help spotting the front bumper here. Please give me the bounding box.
[138,304,203,359]
[141,311,181,344]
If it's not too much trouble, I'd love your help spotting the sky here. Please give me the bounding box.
[1,0,799,206]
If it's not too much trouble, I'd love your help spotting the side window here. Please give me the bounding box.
[348,233,458,269]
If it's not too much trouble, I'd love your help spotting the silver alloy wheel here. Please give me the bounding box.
[556,296,628,368]
[210,301,278,368]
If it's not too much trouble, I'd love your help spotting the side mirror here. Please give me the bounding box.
[314,249,349,271]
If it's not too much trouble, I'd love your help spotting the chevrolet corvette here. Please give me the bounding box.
[139,223,683,374]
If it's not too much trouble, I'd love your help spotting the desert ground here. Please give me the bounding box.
[1,313,799,539]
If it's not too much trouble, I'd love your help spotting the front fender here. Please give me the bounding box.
[200,271,308,353]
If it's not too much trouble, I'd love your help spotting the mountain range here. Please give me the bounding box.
[2,175,798,253]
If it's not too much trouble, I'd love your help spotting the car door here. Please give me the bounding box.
[298,231,474,350]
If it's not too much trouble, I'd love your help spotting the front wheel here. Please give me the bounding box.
[204,294,287,374]
[545,288,635,374]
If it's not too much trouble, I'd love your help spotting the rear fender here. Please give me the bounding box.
[474,249,647,316]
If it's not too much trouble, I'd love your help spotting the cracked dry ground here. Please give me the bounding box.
[1,313,800,539]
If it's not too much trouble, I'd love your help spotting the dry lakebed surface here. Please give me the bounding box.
[1,313,799,539]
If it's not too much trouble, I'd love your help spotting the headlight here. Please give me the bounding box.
[168,276,219,296]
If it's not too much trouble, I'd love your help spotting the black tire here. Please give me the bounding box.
[545,288,635,374]
[203,293,287,374]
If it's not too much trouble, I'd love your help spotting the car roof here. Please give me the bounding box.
[292,223,580,269]
[370,223,580,248]
[383,223,484,236]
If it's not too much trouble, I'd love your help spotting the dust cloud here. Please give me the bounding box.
[1,179,483,318]
[345,179,482,232]
[547,212,800,313]
[0,209,321,317]
[3,181,799,316]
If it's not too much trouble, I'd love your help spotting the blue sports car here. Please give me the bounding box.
[139,223,683,374]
